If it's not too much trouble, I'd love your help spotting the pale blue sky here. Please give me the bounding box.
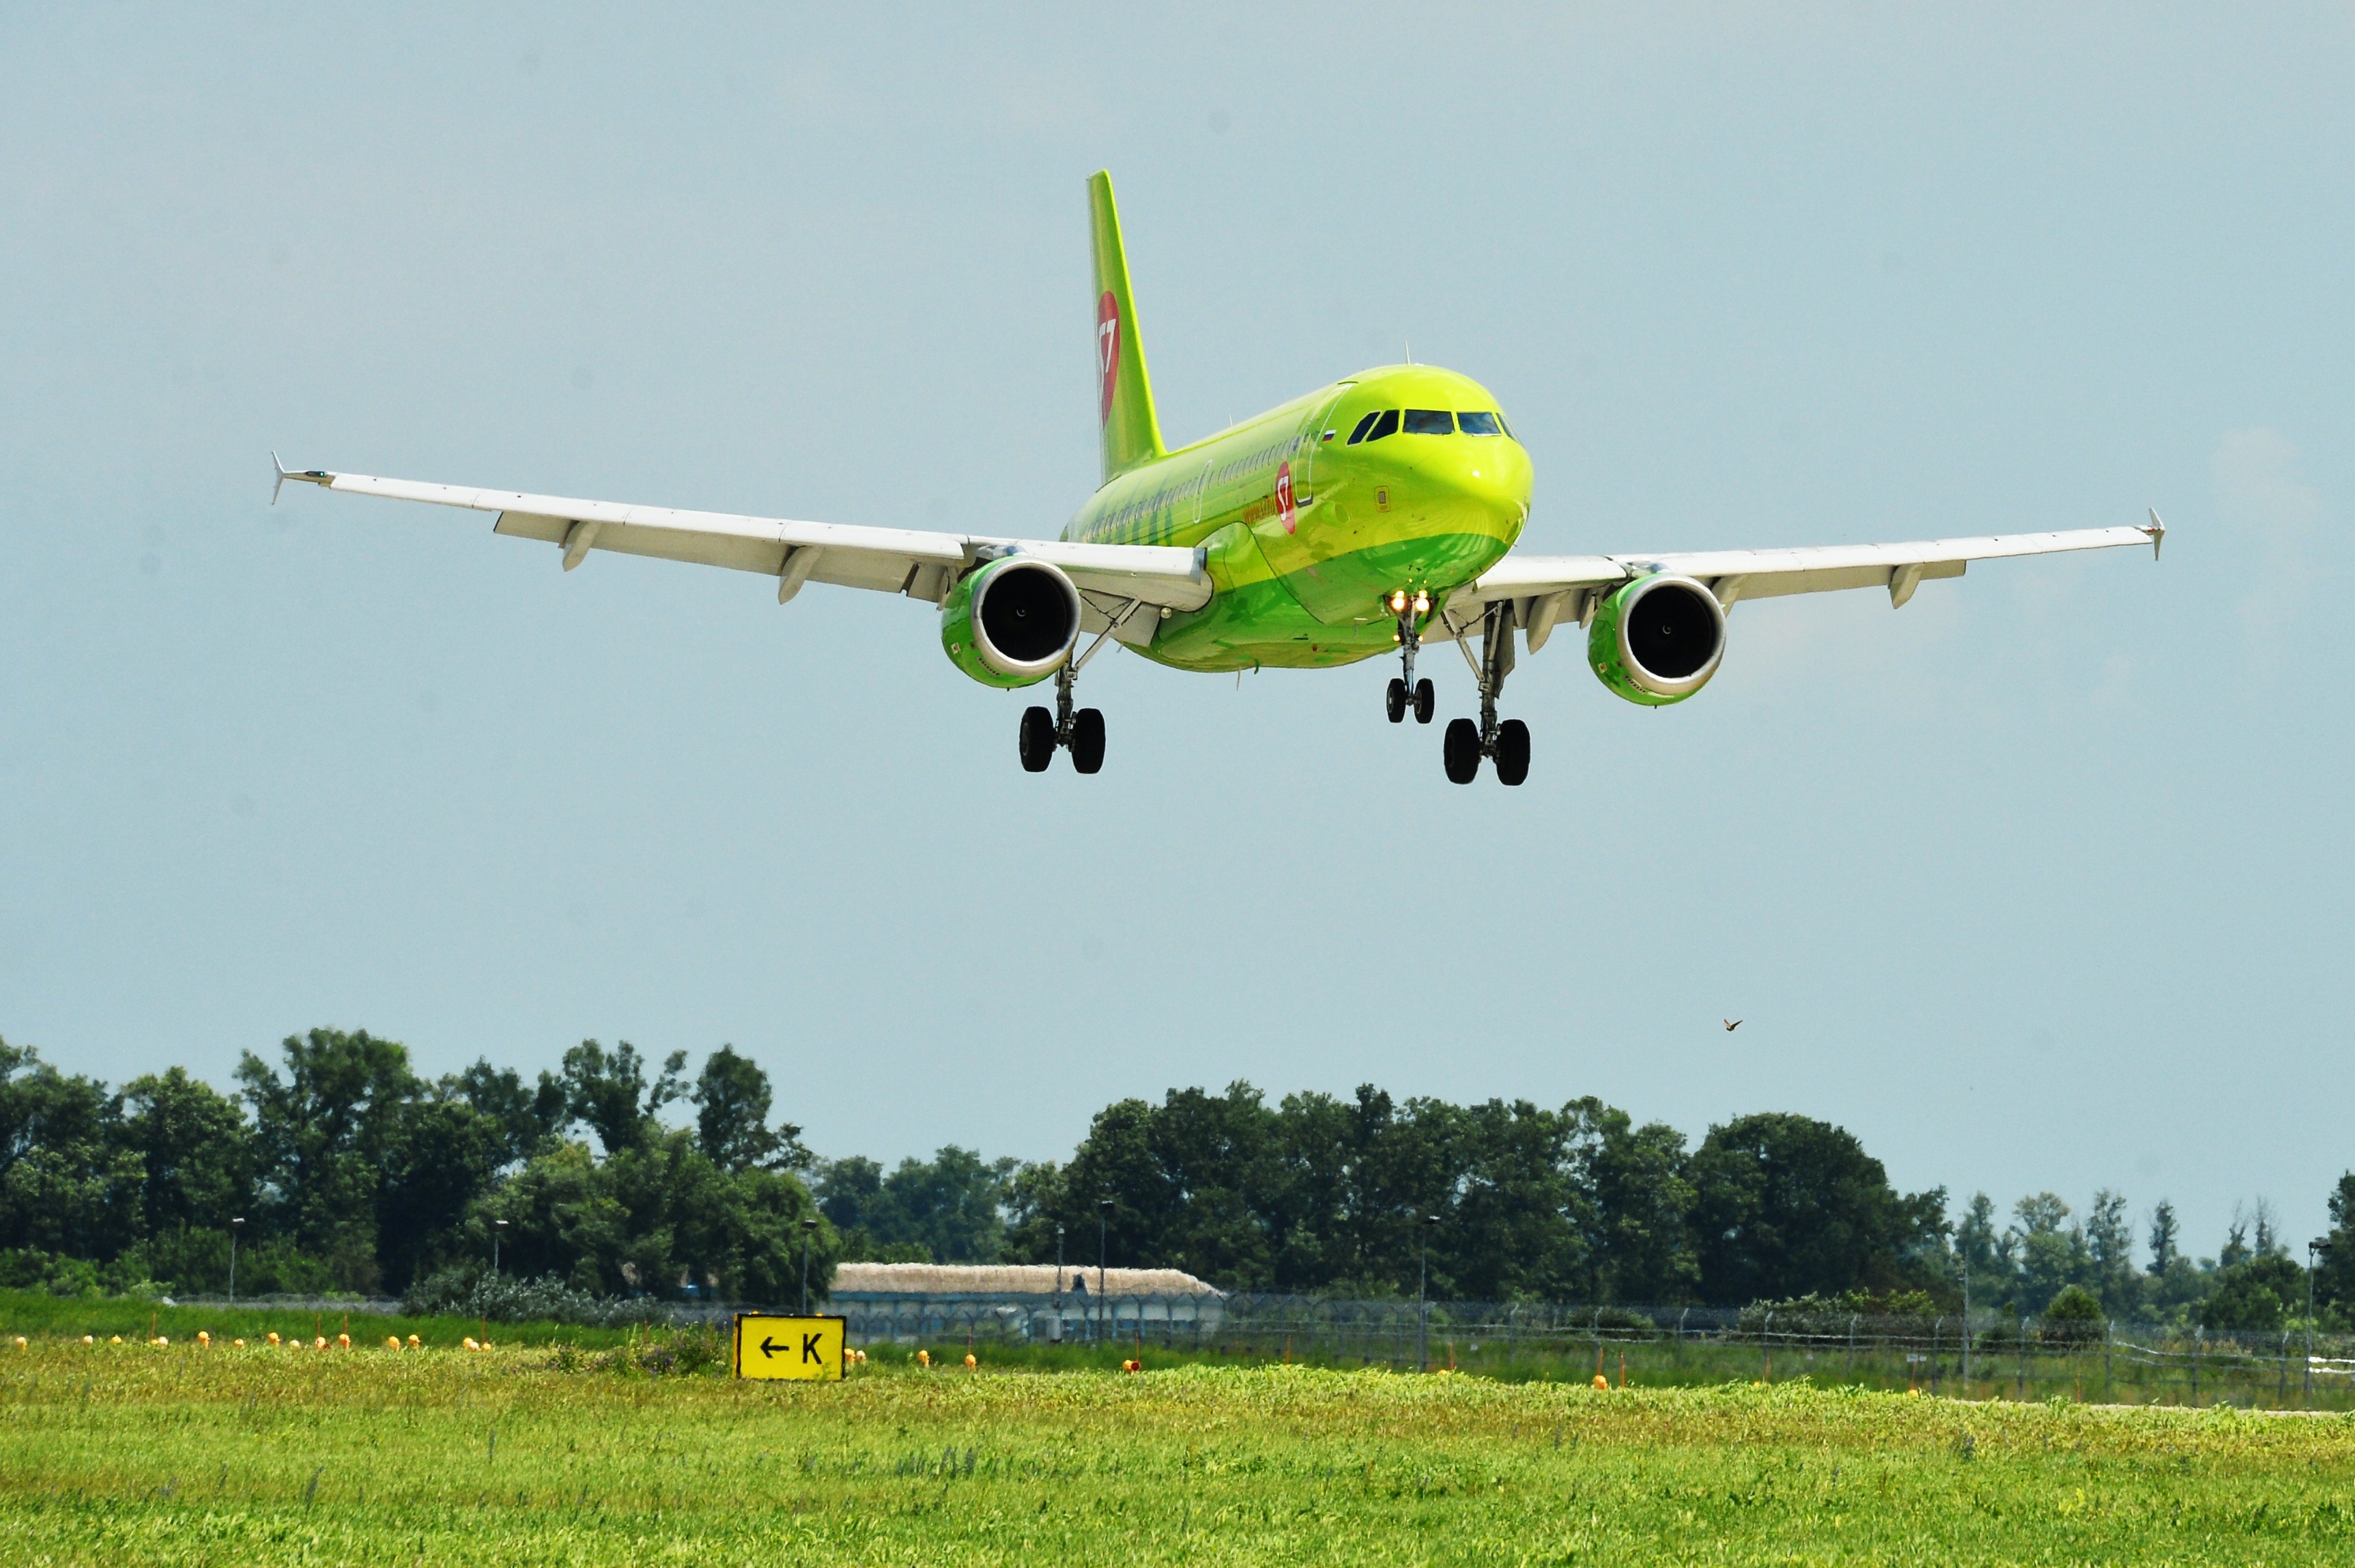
[3,6,2348,1261]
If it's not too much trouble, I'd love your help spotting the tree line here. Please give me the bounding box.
[5,1030,2351,1329]
[0,1030,823,1305]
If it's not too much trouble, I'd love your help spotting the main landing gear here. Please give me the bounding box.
[1443,713,1528,786]
[1438,599,1530,787]
[1019,661,1105,774]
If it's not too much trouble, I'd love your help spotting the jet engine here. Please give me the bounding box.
[939,556,1083,688]
[1587,573,1726,705]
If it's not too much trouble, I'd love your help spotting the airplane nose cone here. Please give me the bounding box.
[1444,440,1534,533]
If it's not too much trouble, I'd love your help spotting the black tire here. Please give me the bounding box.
[1018,706,1055,773]
[1385,678,1406,724]
[1071,707,1106,774]
[1442,717,1481,784]
[1413,678,1436,724]
[1494,718,1530,786]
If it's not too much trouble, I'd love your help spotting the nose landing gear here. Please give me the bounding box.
[1438,600,1530,786]
[1383,593,1437,724]
[1385,676,1435,724]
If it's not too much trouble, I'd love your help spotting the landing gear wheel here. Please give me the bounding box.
[1413,678,1436,724]
[1494,718,1530,786]
[1018,707,1056,773]
[1442,717,1481,784]
[1070,707,1106,774]
[1386,678,1407,724]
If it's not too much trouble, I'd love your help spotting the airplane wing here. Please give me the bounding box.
[1439,516,2164,651]
[271,461,1214,619]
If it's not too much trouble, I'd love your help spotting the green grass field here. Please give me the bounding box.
[4,1332,2353,1565]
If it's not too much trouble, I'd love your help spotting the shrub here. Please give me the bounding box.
[567,1324,729,1377]
[0,1248,158,1298]
[229,1238,337,1298]
[1975,1320,2027,1351]
[2041,1285,2107,1343]
[2199,1254,2307,1333]
[1739,1291,1945,1336]
[403,1262,679,1326]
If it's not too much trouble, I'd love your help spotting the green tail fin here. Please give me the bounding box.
[1087,171,1166,485]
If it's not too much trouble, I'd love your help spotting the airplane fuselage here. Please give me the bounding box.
[276,169,2158,787]
[1062,365,1534,672]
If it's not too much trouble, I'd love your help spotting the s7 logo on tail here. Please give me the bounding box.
[1096,291,1121,422]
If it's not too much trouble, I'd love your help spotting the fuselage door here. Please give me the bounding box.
[1294,384,1352,517]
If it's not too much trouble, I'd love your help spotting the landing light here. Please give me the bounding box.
[1412,591,1431,615]
[1388,589,1408,613]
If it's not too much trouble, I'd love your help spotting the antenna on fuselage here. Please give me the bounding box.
[1405,340,1413,365]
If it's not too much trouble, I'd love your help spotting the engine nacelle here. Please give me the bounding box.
[939,556,1083,689]
[1587,573,1726,706]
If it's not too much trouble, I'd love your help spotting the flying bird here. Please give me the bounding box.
[1723,1018,1743,1032]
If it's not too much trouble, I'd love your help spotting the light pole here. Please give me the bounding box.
[2308,1238,2331,1403]
[1098,1199,1113,1348]
[1961,1259,1971,1389]
[1418,1214,1440,1373]
[229,1217,244,1302]
[492,1219,507,1276]
[1055,1225,1066,1340]
[801,1218,820,1315]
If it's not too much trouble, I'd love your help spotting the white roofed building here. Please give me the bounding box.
[829,1261,1225,1345]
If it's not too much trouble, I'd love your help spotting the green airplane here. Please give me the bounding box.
[276,172,2161,784]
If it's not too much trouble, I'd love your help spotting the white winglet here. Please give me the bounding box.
[270,453,333,507]
[2144,509,2166,561]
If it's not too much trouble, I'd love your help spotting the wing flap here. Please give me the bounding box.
[1634,528,2150,586]
[1005,539,1210,609]
[1722,558,1967,601]
[1456,524,2158,637]
[303,468,1210,610]
[495,510,816,580]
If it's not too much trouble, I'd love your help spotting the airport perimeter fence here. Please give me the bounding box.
[165,1289,2355,1409]
[844,1291,2355,1411]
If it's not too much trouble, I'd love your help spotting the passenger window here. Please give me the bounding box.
[1346,410,1382,445]
[1403,409,1454,435]
[1363,409,1399,443]
[1457,412,1502,436]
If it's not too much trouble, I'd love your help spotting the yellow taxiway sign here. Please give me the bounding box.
[732,1314,845,1380]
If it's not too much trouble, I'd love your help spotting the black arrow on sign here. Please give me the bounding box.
[760,1337,787,1358]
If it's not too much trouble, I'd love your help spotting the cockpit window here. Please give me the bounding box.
[1346,410,1382,444]
[1360,409,1399,443]
[1402,409,1454,435]
[1458,412,1503,436]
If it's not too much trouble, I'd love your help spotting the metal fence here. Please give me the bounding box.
[833,1289,1218,1347]
[166,1289,2355,1408]
[845,1292,2355,1410]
